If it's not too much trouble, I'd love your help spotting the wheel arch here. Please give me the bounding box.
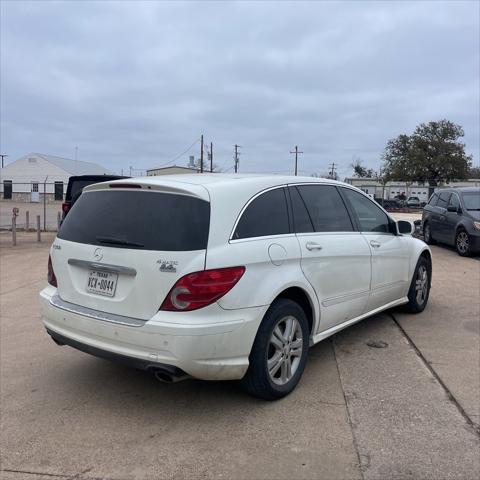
[273,286,317,338]
[419,248,433,286]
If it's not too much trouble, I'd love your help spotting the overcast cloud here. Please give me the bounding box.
[1,0,478,178]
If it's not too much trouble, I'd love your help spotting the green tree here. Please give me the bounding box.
[382,120,472,196]
[351,157,376,178]
[468,166,480,179]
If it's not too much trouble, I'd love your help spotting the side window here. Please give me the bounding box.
[448,193,460,210]
[296,185,353,232]
[289,187,314,233]
[341,188,392,233]
[233,188,290,239]
[428,193,438,206]
[437,192,451,208]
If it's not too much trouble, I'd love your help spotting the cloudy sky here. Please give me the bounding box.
[1,0,478,178]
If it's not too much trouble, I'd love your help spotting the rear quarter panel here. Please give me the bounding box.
[207,237,321,334]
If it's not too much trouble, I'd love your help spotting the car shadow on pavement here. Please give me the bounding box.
[47,312,393,413]
[46,334,340,413]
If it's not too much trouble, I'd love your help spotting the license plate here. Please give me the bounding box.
[86,270,118,297]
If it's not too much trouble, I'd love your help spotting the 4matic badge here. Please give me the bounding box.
[157,259,178,273]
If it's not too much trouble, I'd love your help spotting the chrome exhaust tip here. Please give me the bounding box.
[150,367,189,383]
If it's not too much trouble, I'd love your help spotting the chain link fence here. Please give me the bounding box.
[0,182,63,232]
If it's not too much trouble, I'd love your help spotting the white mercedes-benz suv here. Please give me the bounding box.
[40,174,432,399]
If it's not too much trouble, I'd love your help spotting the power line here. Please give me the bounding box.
[290,145,303,176]
[156,137,201,168]
[234,144,241,173]
[200,134,204,173]
[328,162,337,179]
[209,142,213,173]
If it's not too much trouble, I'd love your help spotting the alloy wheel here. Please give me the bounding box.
[415,264,428,305]
[424,224,431,242]
[456,231,469,255]
[267,315,303,385]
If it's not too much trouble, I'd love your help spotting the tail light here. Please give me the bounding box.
[61,202,71,215]
[160,266,246,312]
[48,255,57,287]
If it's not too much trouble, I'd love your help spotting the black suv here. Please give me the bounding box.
[62,175,128,219]
[422,187,480,256]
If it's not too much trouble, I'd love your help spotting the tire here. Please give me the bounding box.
[423,222,436,245]
[241,298,309,400]
[403,256,431,313]
[455,229,471,257]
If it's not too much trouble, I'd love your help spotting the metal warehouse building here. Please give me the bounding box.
[344,177,480,202]
[0,153,113,202]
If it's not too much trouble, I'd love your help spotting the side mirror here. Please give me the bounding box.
[397,220,414,235]
[447,205,457,213]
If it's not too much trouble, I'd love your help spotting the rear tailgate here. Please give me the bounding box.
[52,181,210,320]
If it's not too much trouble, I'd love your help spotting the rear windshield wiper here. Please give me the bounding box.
[96,236,144,248]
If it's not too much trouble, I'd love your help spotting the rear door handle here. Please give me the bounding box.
[370,240,381,248]
[305,242,323,251]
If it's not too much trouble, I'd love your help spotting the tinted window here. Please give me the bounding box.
[462,192,480,210]
[58,190,210,251]
[437,192,451,208]
[448,193,460,210]
[234,188,290,239]
[66,176,126,202]
[341,188,392,233]
[289,187,314,233]
[428,193,438,206]
[296,185,353,232]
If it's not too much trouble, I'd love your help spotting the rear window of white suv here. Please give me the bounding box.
[58,190,210,251]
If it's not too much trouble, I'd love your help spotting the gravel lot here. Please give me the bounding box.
[0,234,479,480]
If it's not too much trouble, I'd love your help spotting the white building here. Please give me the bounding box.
[344,177,480,202]
[147,165,199,176]
[0,153,113,202]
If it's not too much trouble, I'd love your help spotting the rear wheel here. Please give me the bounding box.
[455,229,471,257]
[423,222,435,245]
[404,256,430,313]
[241,298,309,400]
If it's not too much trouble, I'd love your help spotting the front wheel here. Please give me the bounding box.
[404,256,431,313]
[241,298,309,400]
[423,222,435,245]
[455,230,471,257]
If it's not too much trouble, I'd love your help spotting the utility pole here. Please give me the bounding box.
[129,165,133,176]
[290,146,303,176]
[0,154,8,168]
[209,142,213,173]
[328,162,337,179]
[200,134,204,173]
[234,144,241,173]
[74,146,78,161]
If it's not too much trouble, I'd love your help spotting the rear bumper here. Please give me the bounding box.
[40,286,268,381]
[46,328,187,377]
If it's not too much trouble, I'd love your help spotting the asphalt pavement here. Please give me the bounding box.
[0,235,478,480]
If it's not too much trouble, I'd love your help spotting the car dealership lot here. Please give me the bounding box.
[1,236,479,480]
